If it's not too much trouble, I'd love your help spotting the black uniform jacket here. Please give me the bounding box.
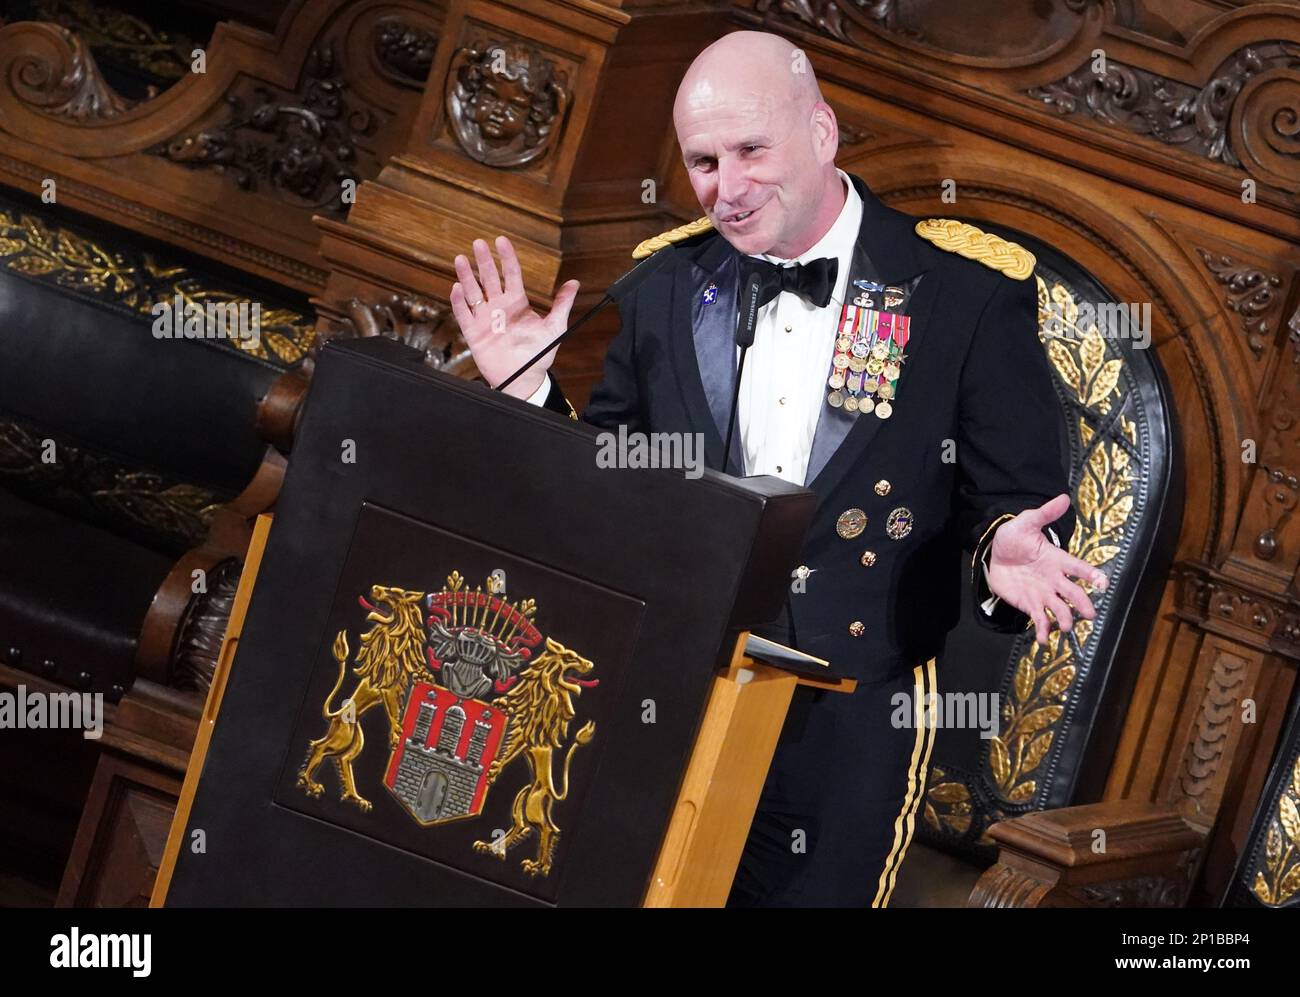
[545,174,1074,682]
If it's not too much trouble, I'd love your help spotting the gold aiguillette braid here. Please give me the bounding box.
[632,216,715,260]
[914,219,1035,281]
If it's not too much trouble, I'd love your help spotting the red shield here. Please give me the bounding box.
[384,683,507,825]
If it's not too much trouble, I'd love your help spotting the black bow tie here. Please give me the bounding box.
[742,256,839,309]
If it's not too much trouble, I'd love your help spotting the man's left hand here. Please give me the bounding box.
[986,493,1109,645]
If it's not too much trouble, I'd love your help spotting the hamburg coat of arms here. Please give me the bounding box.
[296,571,598,877]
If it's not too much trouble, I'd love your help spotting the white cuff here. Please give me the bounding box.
[979,523,1062,616]
[524,374,552,407]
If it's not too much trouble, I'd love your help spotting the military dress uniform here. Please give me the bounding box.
[534,172,1074,906]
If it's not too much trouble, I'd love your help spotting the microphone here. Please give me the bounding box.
[722,269,764,473]
[493,250,676,393]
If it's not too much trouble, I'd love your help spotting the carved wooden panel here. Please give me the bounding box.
[0,0,444,289]
[57,754,181,907]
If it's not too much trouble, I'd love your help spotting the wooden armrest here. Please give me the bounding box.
[969,800,1208,908]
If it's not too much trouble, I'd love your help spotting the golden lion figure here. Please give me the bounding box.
[297,585,429,811]
[473,637,597,876]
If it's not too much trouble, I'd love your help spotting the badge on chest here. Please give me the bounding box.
[826,279,912,419]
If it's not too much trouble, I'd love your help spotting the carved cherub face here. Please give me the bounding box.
[447,41,568,167]
[468,71,532,142]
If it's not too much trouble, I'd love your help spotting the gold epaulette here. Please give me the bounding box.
[631,217,714,260]
[914,219,1036,281]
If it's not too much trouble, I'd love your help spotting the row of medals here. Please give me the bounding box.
[827,333,904,419]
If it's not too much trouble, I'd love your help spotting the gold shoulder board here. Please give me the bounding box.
[631,217,714,260]
[914,219,1035,281]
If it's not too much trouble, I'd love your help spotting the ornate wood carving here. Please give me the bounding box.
[969,800,1203,908]
[446,38,570,168]
[1027,44,1300,173]
[967,862,1053,907]
[8,25,134,120]
[0,0,439,289]
[150,43,380,217]
[171,557,242,692]
[1173,641,1252,820]
[16,0,198,93]
[1194,248,1285,360]
[316,291,471,373]
[753,0,918,47]
[372,16,437,89]
[1066,874,1183,907]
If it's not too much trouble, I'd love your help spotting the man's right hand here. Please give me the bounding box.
[450,236,580,400]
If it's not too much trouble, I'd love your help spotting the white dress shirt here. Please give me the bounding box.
[526,167,860,488]
[738,169,861,485]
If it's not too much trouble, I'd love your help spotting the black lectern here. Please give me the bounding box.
[156,337,835,906]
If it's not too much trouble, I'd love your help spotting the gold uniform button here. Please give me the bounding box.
[860,550,877,567]
[874,479,891,496]
[848,621,866,637]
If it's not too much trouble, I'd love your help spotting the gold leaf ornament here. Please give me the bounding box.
[1014,656,1035,704]
[1040,666,1076,700]
[1086,545,1121,566]
[927,782,971,803]
[1278,864,1300,905]
[1076,472,1100,522]
[1047,340,1081,395]
[990,737,1010,787]
[1103,495,1134,535]
[1281,795,1300,842]
[1253,872,1273,905]
[1051,283,1079,327]
[1006,781,1037,802]
[1088,358,1123,407]
[1021,731,1054,774]
[1019,706,1063,736]
[924,802,940,830]
[1079,328,1105,380]
[9,255,59,276]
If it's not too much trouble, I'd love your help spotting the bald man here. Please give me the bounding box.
[450,31,1105,907]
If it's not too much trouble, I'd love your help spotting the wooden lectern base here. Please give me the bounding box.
[152,514,855,908]
[645,643,856,905]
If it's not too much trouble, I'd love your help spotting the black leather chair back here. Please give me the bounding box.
[917,225,1184,861]
[0,184,314,555]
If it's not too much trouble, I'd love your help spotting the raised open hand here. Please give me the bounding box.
[986,493,1109,645]
[449,236,580,399]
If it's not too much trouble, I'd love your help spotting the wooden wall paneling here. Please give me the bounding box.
[0,0,441,289]
[312,0,733,407]
[736,1,1300,231]
[56,680,199,907]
